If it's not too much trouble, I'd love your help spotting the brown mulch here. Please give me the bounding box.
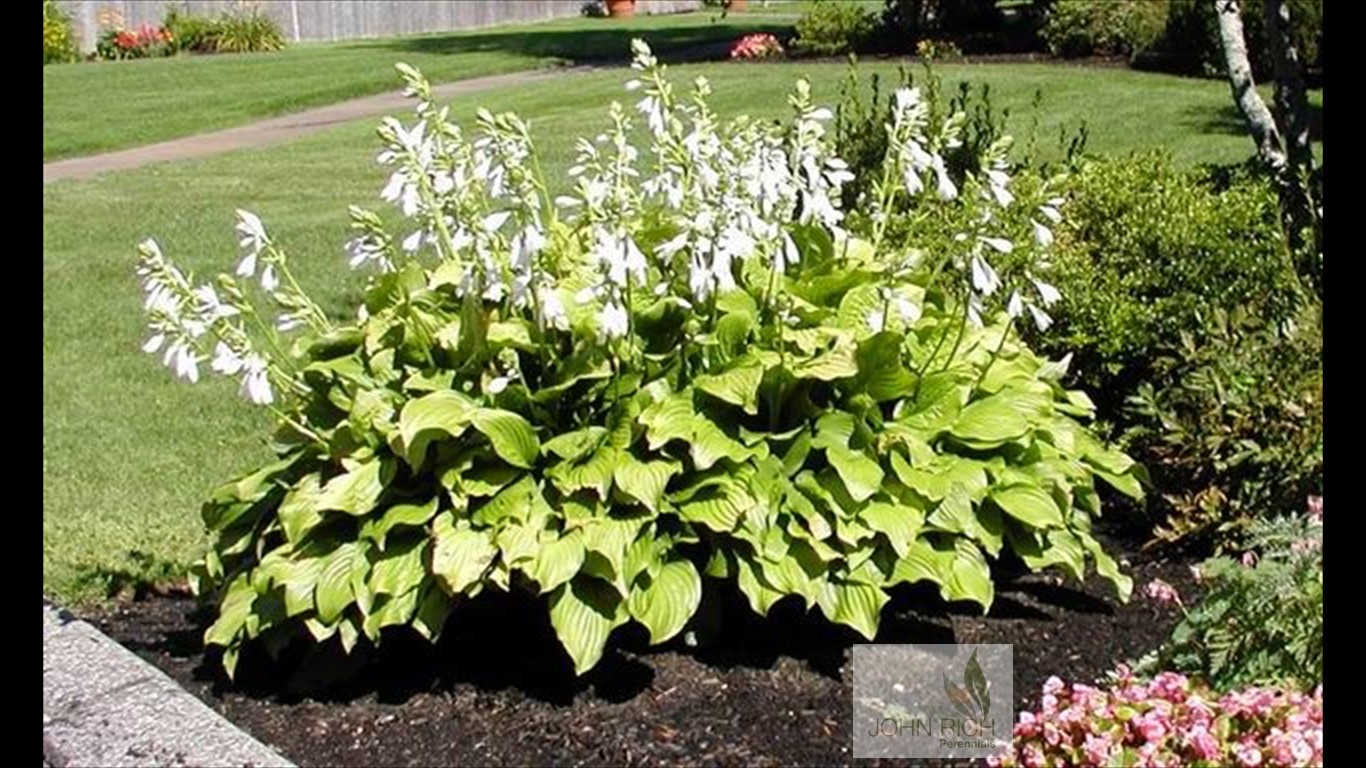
[80,531,1198,767]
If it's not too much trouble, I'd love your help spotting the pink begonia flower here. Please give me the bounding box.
[1135,710,1168,743]
[1144,578,1181,605]
[1186,723,1220,760]
[1043,676,1066,696]
[1307,495,1322,523]
[1083,733,1114,765]
[1241,550,1259,567]
[1021,743,1046,768]
[1235,740,1264,767]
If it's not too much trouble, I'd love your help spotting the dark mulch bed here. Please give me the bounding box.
[80,531,1198,767]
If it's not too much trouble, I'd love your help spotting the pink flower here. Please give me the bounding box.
[1135,711,1168,743]
[1241,550,1259,567]
[1083,733,1114,765]
[1181,723,1218,760]
[1144,578,1182,606]
[1235,740,1264,767]
[1307,495,1322,523]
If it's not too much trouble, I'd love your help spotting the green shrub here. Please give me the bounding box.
[1125,303,1321,545]
[1034,153,1318,545]
[1143,497,1323,692]
[43,0,79,64]
[135,44,1141,677]
[1040,0,1167,59]
[164,6,220,54]
[210,4,285,54]
[882,0,1002,38]
[1147,0,1323,78]
[794,0,878,56]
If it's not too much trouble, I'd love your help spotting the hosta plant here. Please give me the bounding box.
[137,41,1142,677]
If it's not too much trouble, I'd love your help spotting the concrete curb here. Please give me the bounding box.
[42,600,293,768]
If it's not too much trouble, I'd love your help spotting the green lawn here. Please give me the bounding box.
[42,59,1322,605]
[42,9,793,161]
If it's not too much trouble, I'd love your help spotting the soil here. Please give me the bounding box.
[81,530,1199,768]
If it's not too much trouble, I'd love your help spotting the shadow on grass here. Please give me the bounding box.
[347,16,795,65]
[1183,100,1323,141]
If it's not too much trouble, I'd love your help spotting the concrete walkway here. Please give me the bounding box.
[43,65,594,184]
[43,600,292,767]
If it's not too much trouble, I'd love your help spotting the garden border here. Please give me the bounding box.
[42,598,293,768]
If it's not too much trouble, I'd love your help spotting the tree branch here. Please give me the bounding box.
[1214,0,1286,171]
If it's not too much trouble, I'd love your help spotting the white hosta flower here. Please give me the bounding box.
[1038,203,1062,224]
[979,236,1014,254]
[970,253,1002,296]
[259,264,279,293]
[239,355,273,405]
[1032,219,1054,248]
[235,209,268,258]
[167,340,200,383]
[539,287,569,331]
[277,313,306,333]
[345,236,392,272]
[867,308,886,332]
[192,285,239,322]
[487,376,510,395]
[1027,303,1053,332]
[1007,290,1024,319]
[141,333,166,354]
[599,300,629,340]
[1032,278,1062,306]
[931,155,957,201]
[481,210,512,234]
[211,341,245,375]
[985,169,1014,208]
[510,224,546,270]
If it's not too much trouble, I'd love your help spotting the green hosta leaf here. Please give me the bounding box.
[677,477,754,533]
[900,372,964,433]
[856,332,916,401]
[470,409,539,469]
[205,574,255,648]
[461,465,522,497]
[361,497,440,549]
[950,396,1031,446]
[318,458,386,515]
[944,540,994,611]
[639,391,694,450]
[780,431,813,477]
[541,427,609,462]
[398,390,477,465]
[792,343,859,381]
[816,581,888,640]
[547,445,618,499]
[825,445,884,503]
[1090,465,1144,500]
[889,536,953,588]
[990,483,1064,529]
[715,312,755,355]
[368,535,428,597]
[315,541,365,625]
[487,320,534,350]
[362,588,421,639]
[691,417,753,471]
[836,283,882,334]
[1080,530,1133,602]
[431,514,497,596]
[735,553,788,616]
[278,473,324,543]
[628,558,702,645]
[613,455,680,513]
[860,501,926,558]
[549,577,625,675]
[695,355,766,415]
[472,474,543,526]
[525,529,586,594]
[412,584,452,641]
[811,411,856,451]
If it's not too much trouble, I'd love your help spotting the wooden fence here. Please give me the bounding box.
[58,0,704,53]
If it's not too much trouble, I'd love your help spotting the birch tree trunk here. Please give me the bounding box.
[1214,0,1285,171]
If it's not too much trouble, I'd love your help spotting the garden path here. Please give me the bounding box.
[42,65,599,184]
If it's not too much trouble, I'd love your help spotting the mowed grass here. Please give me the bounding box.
[43,60,1323,604]
[42,10,793,161]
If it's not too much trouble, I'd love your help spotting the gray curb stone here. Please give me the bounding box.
[43,600,293,768]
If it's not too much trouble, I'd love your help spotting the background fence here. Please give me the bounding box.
[58,0,704,53]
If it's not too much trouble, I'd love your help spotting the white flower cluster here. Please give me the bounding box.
[137,210,332,406]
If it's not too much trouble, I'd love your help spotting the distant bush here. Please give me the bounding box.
[210,4,286,54]
[43,0,79,64]
[164,7,221,53]
[1145,0,1322,78]
[1033,153,1319,546]
[1040,0,1166,59]
[793,0,878,56]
